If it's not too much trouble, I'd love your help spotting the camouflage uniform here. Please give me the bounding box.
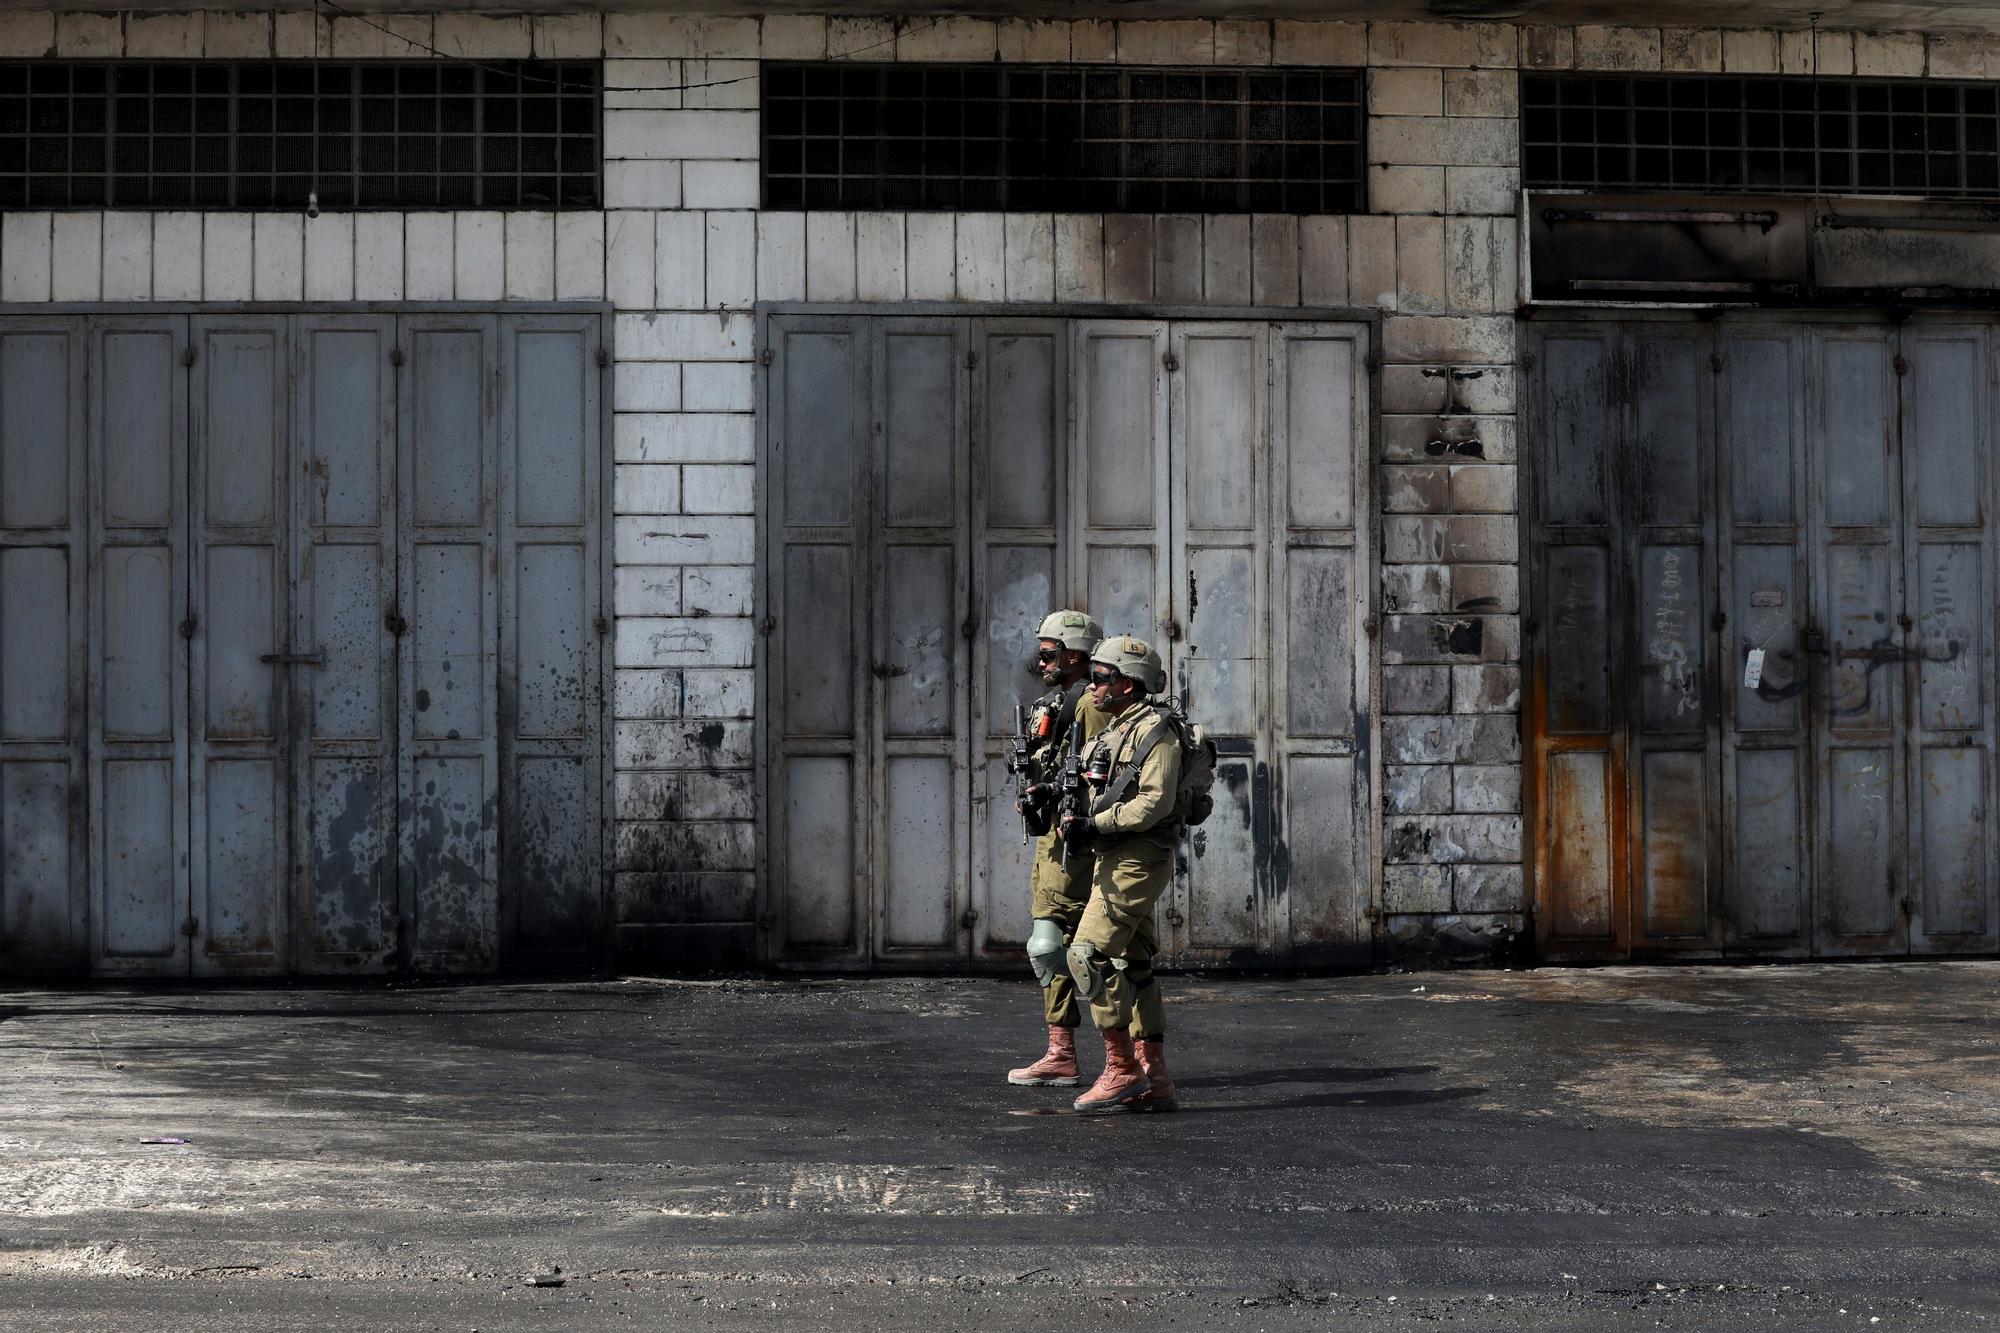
[1025,687,1113,1028]
[1074,698,1181,1039]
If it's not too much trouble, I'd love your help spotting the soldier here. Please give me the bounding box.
[1004,609,1112,1089]
[1059,635,1181,1114]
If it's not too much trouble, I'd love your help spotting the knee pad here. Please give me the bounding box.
[1065,943,1128,1001]
[1026,918,1067,988]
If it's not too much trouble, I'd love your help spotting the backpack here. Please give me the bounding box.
[1092,697,1218,830]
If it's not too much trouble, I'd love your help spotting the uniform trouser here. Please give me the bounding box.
[1074,835,1174,1040]
[1030,831,1095,1028]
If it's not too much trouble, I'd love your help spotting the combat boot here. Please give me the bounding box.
[1132,1038,1179,1112]
[1007,1025,1081,1087]
[1072,1028,1150,1114]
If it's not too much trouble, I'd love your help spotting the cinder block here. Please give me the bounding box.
[899,17,997,61]
[1813,30,1856,76]
[1384,713,1519,765]
[453,213,503,301]
[906,214,956,300]
[1155,215,1202,302]
[1369,165,1445,215]
[1347,215,1396,310]
[1446,218,1503,312]
[1382,414,1516,463]
[1300,216,1349,305]
[304,212,355,302]
[435,13,531,58]
[605,211,656,309]
[1396,216,1448,314]
[126,12,202,58]
[203,213,252,301]
[0,11,53,56]
[556,213,605,300]
[955,214,1005,301]
[329,14,428,58]
[152,211,203,300]
[682,161,759,209]
[1452,564,1520,614]
[614,515,755,567]
[1722,29,1779,73]
[535,14,604,59]
[56,13,119,58]
[854,213,905,302]
[1929,33,1992,79]
[1383,563,1451,615]
[405,213,456,301]
[1778,29,1816,74]
[1119,20,1212,64]
[1070,19,1116,63]
[1446,166,1519,217]
[1442,514,1517,563]
[614,410,754,462]
[806,212,858,301]
[1383,864,1452,913]
[1380,363,1514,415]
[0,212,50,302]
[271,10,325,59]
[51,214,101,301]
[614,567,682,618]
[614,770,683,820]
[1370,117,1519,168]
[684,59,760,111]
[683,770,754,820]
[1369,68,1442,118]
[1104,215,1154,303]
[1381,614,1515,665]
[1574,25,1661,71]
[1386,814,1521,864]
[1382,464,1451,515]
[252,213,305,301]
[757,212,806,301]
[1005,214,1056,302]
[605,109,759,161]
[654,211,706,308]
[998,18,1069,62]
[1386,766,1454,815]
[1519,26,1573,70]
[1450,462,1516,513]
[102,213,151,300]
[1369,21,1515,69]
[203,13,270,58]
[682,567,754,618]
[1273,20,1365,66]
[1854,32,1924,77]
[616,464,682,516]
[761,15,827,60]
[1383,664,1451,714]
[614,670,679,722]
[1453,666,1522,715]
[827,17,897,61]
[615,821,755,873]
[683,464,755,515]
[1251,215,1299,307]
[616,363,682,413]
[1661,29,1723,72]
[1445,70,1516,118]
[504,212,555,301]
[613,310,753,361]
[1455,864,1524,913]
[355,213,405,301]
[1391,309,1512,369]
[606,14,758,59]
[1215,20,1271,65]
[1202,215,1251,303]
[606,59,683,112]
[1055,214,1104,302]
[705,211,756,310]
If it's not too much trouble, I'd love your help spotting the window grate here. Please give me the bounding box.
[761,61,1364,213]
[1523,73,2000,199]
[0,59,601,210]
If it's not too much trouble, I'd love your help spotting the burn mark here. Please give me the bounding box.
[1441,618,1485,656]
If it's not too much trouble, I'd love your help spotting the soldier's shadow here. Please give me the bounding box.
[1188,1065,1437,1089]
[1172,1065,1480,1113]
[1172,1085,1485,1113]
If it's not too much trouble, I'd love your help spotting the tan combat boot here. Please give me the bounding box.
[1007,1025,1081,1087]
[1132,1038,1179,1112]
[1072,1028,1151,1114]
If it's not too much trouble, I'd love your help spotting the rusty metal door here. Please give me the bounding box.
[1531,315,1999,960]
[0,320,86,975]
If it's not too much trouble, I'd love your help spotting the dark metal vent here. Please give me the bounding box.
[761,60,1364,213]
[0,60,600,210]
[1524,74,2000,200]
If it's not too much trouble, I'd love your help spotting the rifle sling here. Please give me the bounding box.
[1090,707,1170,818]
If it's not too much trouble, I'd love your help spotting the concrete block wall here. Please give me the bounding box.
[0,8,1973,966]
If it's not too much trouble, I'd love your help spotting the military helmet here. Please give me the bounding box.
[1035,608,1103,654]
[1090,634,1165,694]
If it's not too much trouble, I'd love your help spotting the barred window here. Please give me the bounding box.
[0,60,601,210]
[761,61,1365,213]
[1523,73,2000,199]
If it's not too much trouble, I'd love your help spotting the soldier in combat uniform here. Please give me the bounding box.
[1005,610,1112,1088]
[1059,635,1181,1114]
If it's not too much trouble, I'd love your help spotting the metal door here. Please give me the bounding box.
[0,320,86,975]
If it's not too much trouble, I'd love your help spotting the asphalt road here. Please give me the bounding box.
[0,962,1996,1330]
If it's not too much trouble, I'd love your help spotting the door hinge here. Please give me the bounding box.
[595,345,610,369]
[961,907,980,929]
[961,616,979,640]
[1519,350,1534,373]
[1363,614,1379,638]
[758,347,774,368]
[178,615,197,640]
[1893,354,1909,377]
[594,615,609,638]
[390,347,405,368]
[180,346,196,368]
[965,350,979,371]
[1166,907,1186,927]
[1364,903,1383,922]
[1163,617,1182,641]
[1711,610,1728,631]
[758,615,777,637]
[1710,352,1724,373]
[384,610,407,637]
[180,915,199,938]
[1162,350,1180,373]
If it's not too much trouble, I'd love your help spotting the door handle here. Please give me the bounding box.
[260,650,328,668]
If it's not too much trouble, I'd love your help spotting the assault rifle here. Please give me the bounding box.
[1055,717,1087,868]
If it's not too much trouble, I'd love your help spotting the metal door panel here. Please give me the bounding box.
[784,756,856,948]
[0,321,85,972]
[1539,334,1612,526]
[1281,754,1363,947]
[90,317,189,975]
[1726,337,1799,527]
[499,314,604,967]
[400,316,499,972]
[1283,549,1353,737]
[1639,545,1704,733]
[294,314,397,974]
[1733,748,1805,938]
[882,544,954,736]
[783,546,855,734]
[1546,751,1615,939]
[1084,544,1158,644]
[1918,746,1987,937]
[883,755,955,948]
[1729,544,1803,733]
[1073,321,1170,650]
[1639,749,1708,938]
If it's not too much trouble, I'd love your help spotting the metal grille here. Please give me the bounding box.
[1524,74,2000,199]
[0,60,600,209]
[762,61,1364,213]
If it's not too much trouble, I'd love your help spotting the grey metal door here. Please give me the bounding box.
[0,320,86,975]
